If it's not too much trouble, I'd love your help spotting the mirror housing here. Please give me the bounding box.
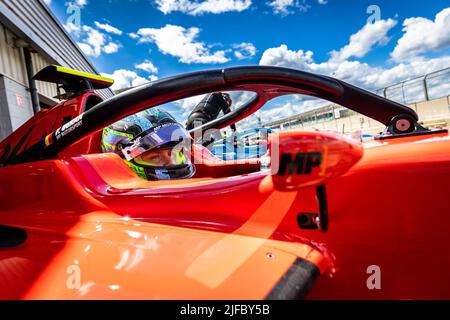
[269,131,363,191]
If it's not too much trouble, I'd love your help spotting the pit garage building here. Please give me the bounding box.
[0,0,113,140]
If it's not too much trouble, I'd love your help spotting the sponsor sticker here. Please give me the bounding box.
[277,152,323,176]
[55,114,83,140]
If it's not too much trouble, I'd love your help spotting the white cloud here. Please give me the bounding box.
[64,22,81,34]
[391,7,450,61]
[330,19,397,61]
[318,0,327,4]
[101,69,154,91]
[267,0,310,16]
[233,42,257,60]
[65,2,123,58]
[267,0,293,15]
[75,0,87,7]
[66,24,121,57]
[155,0,252,15]
[134,24,230,64]
[258,18,442,90]
[266,99,324,118]
[260,44,450,91]
[135,60,159,74]
[77,26,106,57]
[66,0,87,8]
[128,32,139,39]
[257,41,450,128]
[174,94,207,120]
[260,45,315,70]
[94,21,123,35]
[238,96,327,128]
[77,43,96,56]
[103,42,121,54]
[43,0,52,5]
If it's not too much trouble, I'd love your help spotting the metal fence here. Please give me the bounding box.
[373,67,450,104]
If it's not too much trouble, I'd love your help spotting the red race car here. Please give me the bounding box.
[0,65,448,299]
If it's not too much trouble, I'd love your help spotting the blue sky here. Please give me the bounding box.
[44,0,450,126]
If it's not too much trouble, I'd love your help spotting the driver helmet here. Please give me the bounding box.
[101,108,195,180]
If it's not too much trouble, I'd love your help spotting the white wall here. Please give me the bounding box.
[0,75,33,140]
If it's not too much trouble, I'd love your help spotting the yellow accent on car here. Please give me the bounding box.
[44,134,52,146]
[56,66,114,85]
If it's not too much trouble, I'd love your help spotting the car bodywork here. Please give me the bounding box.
[0,66,449,299]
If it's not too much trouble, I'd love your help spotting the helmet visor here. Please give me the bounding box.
[122,123,191,161]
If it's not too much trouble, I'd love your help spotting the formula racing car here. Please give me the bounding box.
[0,65,449,299]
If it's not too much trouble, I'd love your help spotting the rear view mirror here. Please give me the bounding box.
[269,131,363,191]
